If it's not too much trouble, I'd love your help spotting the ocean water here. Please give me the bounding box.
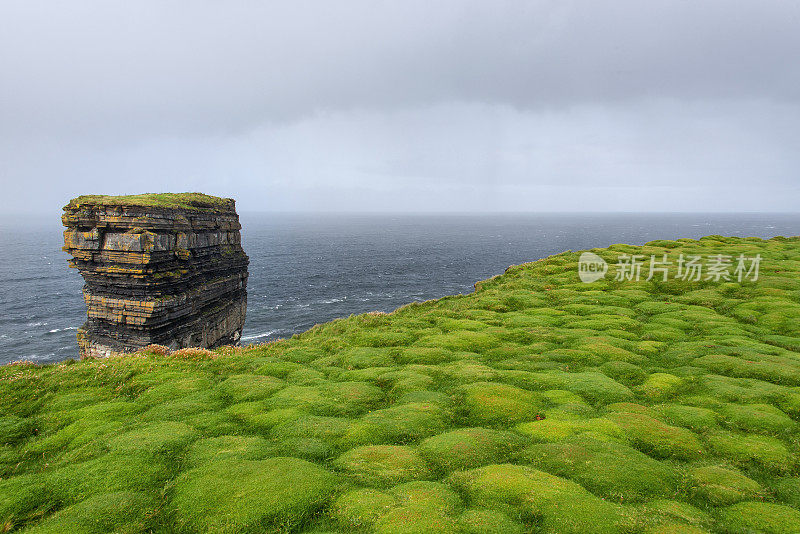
[1,212,798,365]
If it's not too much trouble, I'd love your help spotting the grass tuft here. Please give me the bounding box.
[171,457,339,532]
[333,445,432,487]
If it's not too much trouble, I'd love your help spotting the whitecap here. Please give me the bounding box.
[241,330,277,341]
[319,297,346,304]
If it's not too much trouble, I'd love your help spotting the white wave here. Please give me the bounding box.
[318,297,346,304]
[241,330,277,341]
[48,326,78,333]
[26,353,55,361]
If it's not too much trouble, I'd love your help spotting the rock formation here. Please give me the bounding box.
[62,193,248,358]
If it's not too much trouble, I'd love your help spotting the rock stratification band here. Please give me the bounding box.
[62,194,248,358]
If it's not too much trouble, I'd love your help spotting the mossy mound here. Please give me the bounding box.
[635,499,712,533]
[717,402,796,434]
[2,236,800,531]
[518,436,680,502]
[106,421,197,456]
[417,427,525,472]
[450,464,637,533]
[717,501,800,534]
[22,491,155,534]
[333,445,432,487]
[772,476,800,508]
[216,374,285,402]
[685,465,763,506]
[184,435,275,467]
[330,481,466,533]
[271,414,352,460]
[605,411,705,461]
[171,457,339,532]
[47,452,172,505]
[267,381,385,417]
[338,347,396,369]
[637,373,684,400]
[371,481,464,534]
[455,381,544,425]
[458,508,525,534]
[516,416,625,443]
[654,404,719,432]
[344,402,450,446]
[331,488,398,530]
[705,430,795,473]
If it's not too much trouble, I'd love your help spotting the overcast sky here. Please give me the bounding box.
[1,1,798,214]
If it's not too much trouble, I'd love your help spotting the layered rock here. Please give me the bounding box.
[62,193,248,358]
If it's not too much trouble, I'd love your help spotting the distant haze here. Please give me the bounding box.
[1,1,798,214]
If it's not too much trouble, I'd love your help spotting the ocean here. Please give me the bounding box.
[1,212,798,365]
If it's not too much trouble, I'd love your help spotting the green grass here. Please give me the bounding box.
[333,445,432,487]
[516,435,680,502]
[449,464,637,533]
[64,192,235,211]
[605,411,705,461]
[717,501,800,533]
[515,416,626,443]
[22,491,155,534]
[331,488,398,530]
[705,430,795,473]
[184,435,275,467]
[171,457,339,532]
[2,236,800,532]
[685,465,763,506]
[417,427,525,473]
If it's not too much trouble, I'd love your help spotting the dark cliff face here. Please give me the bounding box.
[62,194,249,358]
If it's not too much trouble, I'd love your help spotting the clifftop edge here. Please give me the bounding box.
[64,192,235,212]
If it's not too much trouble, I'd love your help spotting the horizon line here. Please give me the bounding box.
[3,210,800,218]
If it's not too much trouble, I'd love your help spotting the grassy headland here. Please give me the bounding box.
[2,236,800,533]
[64,193,235,211]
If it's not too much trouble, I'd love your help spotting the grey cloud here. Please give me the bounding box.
[2,1,799,140]
[3,100,797,213]
[0,1,798,214]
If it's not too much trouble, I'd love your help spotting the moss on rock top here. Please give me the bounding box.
[65,192,235,211]
[2,235,800,532]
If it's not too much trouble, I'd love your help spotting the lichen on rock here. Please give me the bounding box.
[62,192,249,358]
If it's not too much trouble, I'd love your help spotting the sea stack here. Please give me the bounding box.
[62,193,249,358]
